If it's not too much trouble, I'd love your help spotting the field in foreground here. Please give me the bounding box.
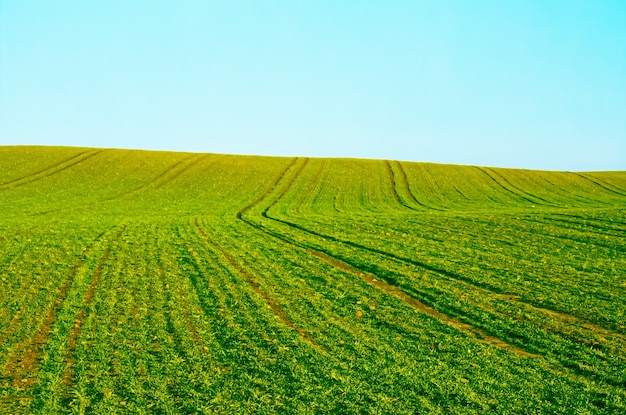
[0,146,625,414]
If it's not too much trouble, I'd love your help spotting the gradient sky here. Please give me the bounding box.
[1,1,624,171]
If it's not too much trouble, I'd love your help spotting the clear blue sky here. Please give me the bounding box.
[1,1,624,171]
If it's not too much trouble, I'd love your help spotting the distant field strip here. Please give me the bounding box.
[0,150,104,190]
[1,146,625,414]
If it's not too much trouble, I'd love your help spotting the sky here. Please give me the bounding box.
[1,1,625,171]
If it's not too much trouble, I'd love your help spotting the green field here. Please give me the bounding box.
[0,146,625,414]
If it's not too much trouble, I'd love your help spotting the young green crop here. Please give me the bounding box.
[0,146,625,414]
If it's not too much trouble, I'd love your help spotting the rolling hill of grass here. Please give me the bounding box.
[1,146,625,414]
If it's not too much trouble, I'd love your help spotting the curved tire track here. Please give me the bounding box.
[476,167,551,206]
[236,159,535,357]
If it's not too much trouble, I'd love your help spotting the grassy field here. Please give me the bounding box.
[0,146,625,414]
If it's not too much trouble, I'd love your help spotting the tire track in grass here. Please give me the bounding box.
[517,216,625,252]
[236,157,299,220]
[156,249,203,354]
[475,167,550,206]
[240,158,626,386]
[295,159,327,215]
[243,157,626,359]
[101,154,206,203]
[0,235,36,346]
[29,155,207,217]
[549,212,626,230]
[535,173,610,206]
[394,161,441,211]
[384,161,418,211]
[1,228,111,387]
[242,214,535,358]
[532,215,626,238]
[0,151,91,186]
[241,184,626,388]
[61,227,126,388]
[411,164,450,209]
[172,224,273,374]
[258,168,622,332]
[271,212,626,336]
[0,150,105,191]
[128,154,205,193]
[193,218,327,354]
[235,158,535,357]
[575,173,626,198]
[307,250,535,357]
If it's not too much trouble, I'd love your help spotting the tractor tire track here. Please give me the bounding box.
[104,154,206,202]
[28,155,207,218]
[532,215,625,237]
[547,212,626,232]
[575,173,626,197]
[236,157,300,220]
[154,229,220,374]
[173,225,278,372]
[268,211,624,334]
[384,161,418,211]
[295,159,327,214]
[535,173,610,206]
[1,228,111,386]
[252,163,622,331]
[476,167,550,206]
[0,151,90,186]
[239,159,626,354]
[193,218,326,354]
[517,216,625,252]
[61,227,126,387]
[241,193,626,387]
[307,250,535,357]
[236,159,536,357]
[394,161,441,211]
[241,212,535,358]
[0,150,105,191]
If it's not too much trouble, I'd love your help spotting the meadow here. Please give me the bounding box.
[0,146,625,414]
